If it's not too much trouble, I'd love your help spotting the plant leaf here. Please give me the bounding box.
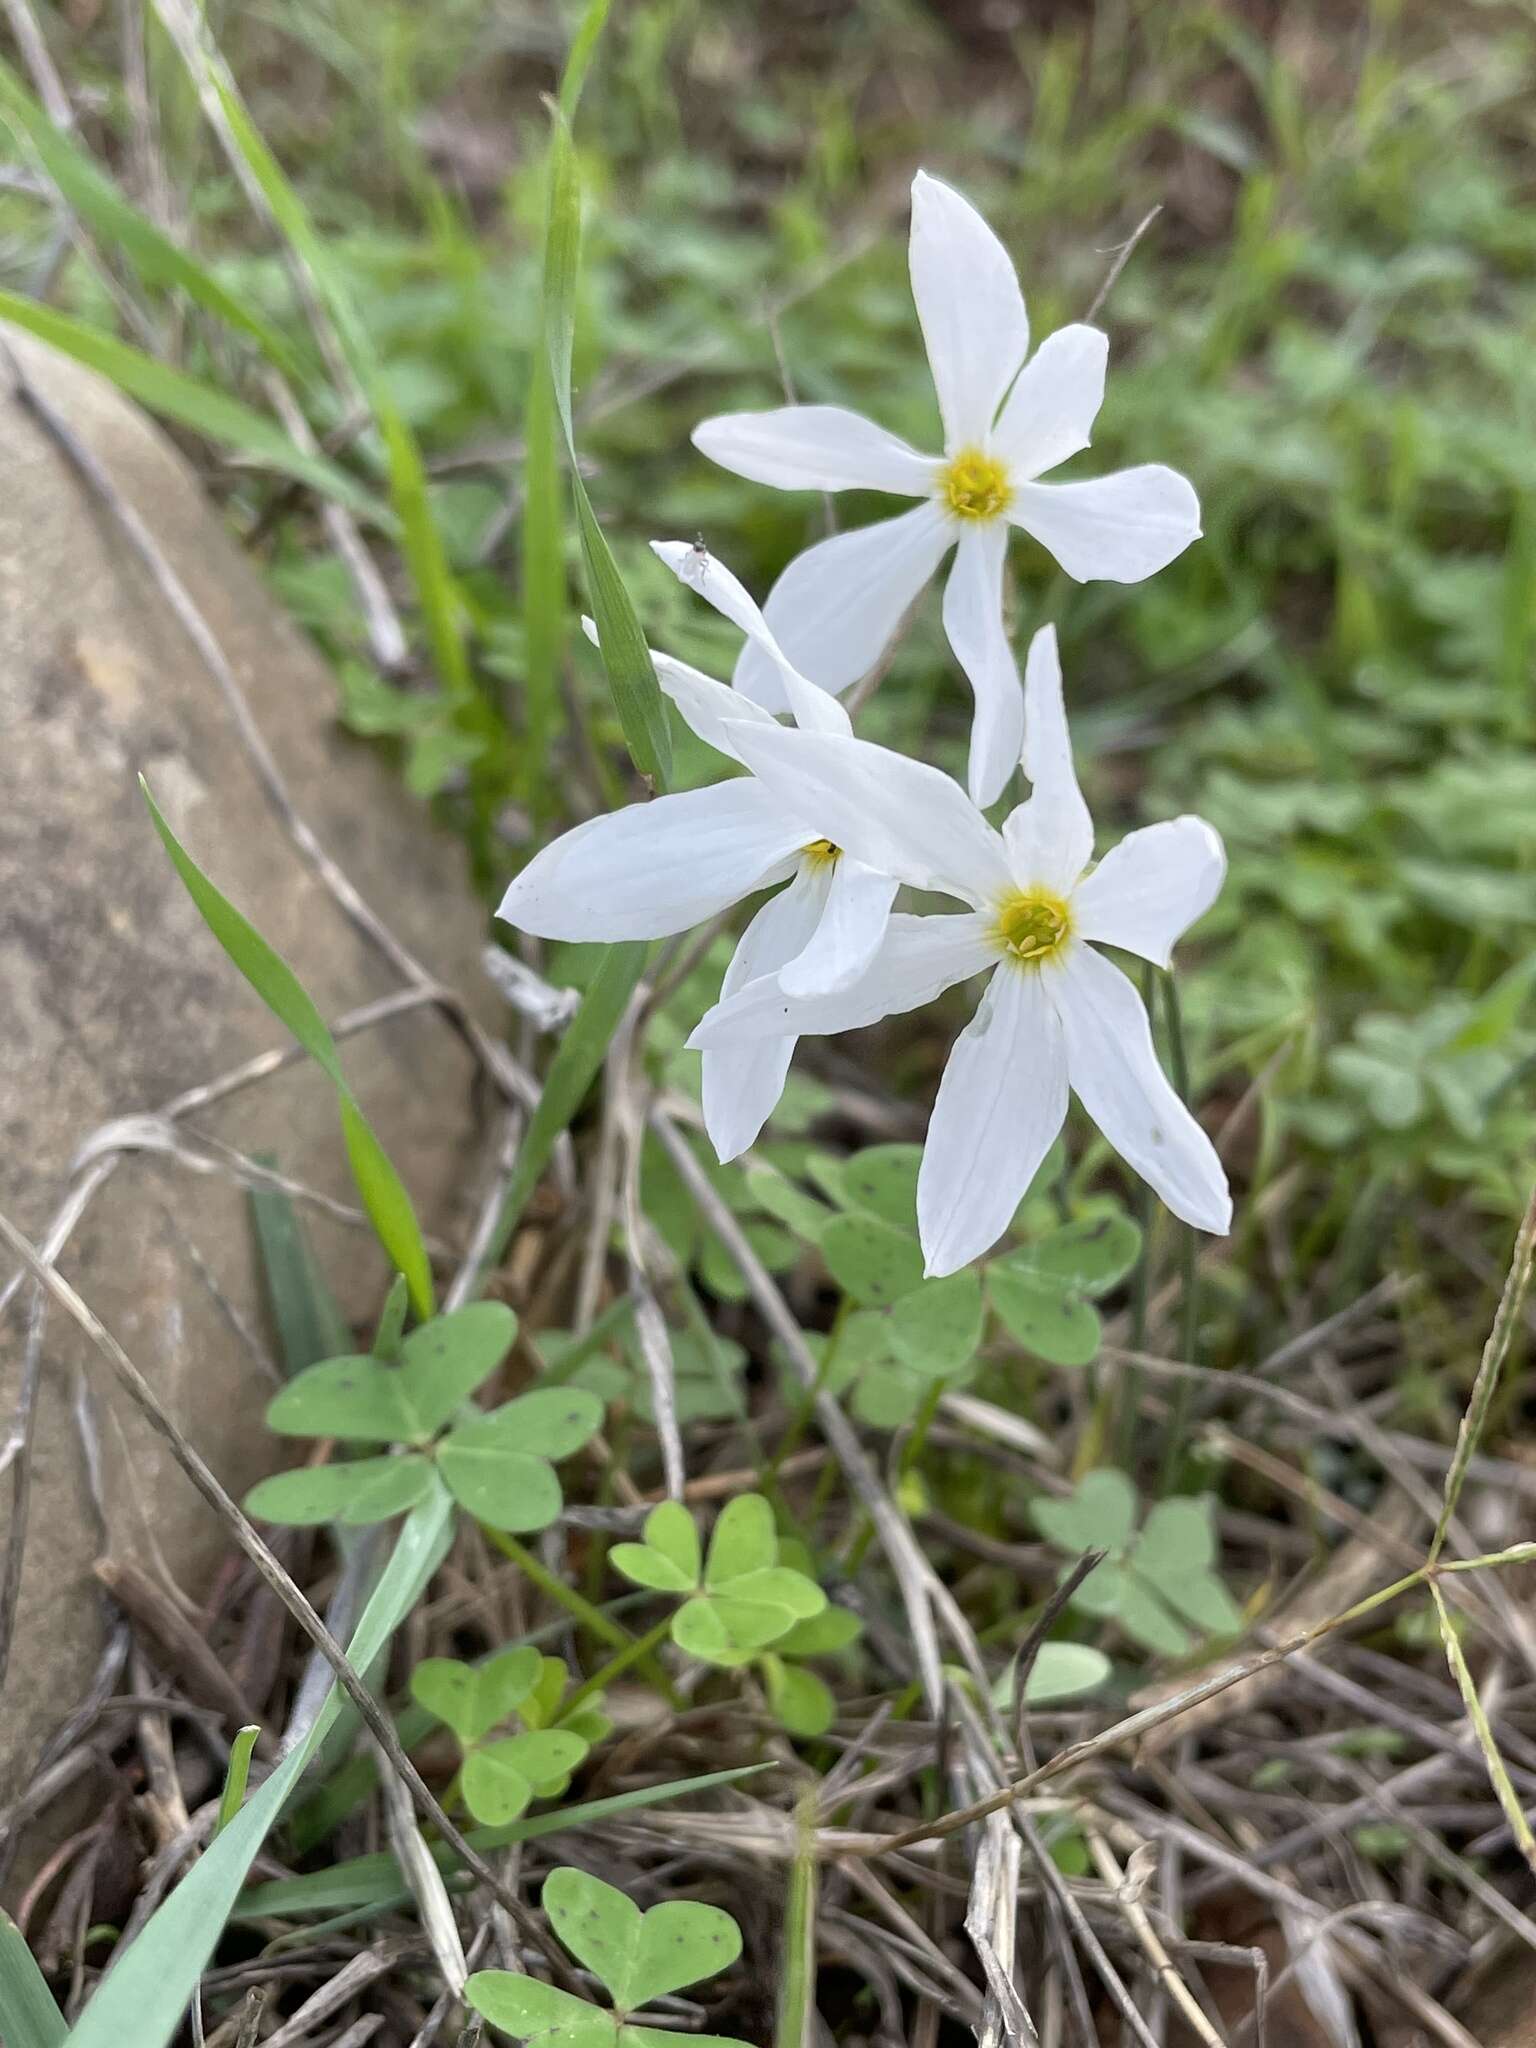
[886,1270,984,1377]
[704,1494,777,1587]
[819,1214,925,1307]
[0,292,387,524]
[465,1972,611,2048]
[410,1648,543,1747]
[436,1429,564,1532]
[142,783,434,1318]
[1031,1468,1138,1555]
[490,1385,605,1459]
[0,1911,65,2048]
[244,1455,437,1527]
[1020,1213,1142,1297]
[988,1262,1100,1366]
[837,1144,924,1230]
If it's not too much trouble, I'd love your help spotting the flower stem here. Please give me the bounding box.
[563,1614,675,1717]
[483,1527,680,1704]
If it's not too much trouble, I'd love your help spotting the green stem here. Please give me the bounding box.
[564,1614,674,1717]
[486,1527,682,1707]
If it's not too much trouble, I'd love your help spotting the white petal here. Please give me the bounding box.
[721,722,1015,907]
[649,650,774,764]
[909,171,1029,449]
[918,966,1068,1276]
[496,780,805,942]
[1050,945,1231,1232]
[779,857,898,1000]
[701,869,830,1162]
[689,912,993,1047]
[691,406,938,496]
[991,324,1108,480]
[1000,624,1093,891]
[1009,464,1201,583]
[651,540,849,739]
[584,613,771,767]
[734,503,953,709]
[940,523,1025,809]
[1072,818,1226,968]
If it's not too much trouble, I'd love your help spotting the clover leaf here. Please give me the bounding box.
[987,1209,1142,1368]
[244,1299,602,1535]
[611,1495,825,1666]
[1031,1470,1243,1657]
[410,1650,590,1827]
[466,1868,746,2048]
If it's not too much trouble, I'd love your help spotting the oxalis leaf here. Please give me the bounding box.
[436,1388,603,1532]
[411,1648,543,1746]
[987,1260,1101,1367]
[461,1730,589,1827]
[266,1302,518,1443]
[611,1495,825,1665]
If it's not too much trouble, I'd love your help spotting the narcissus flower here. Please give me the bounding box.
[692,171,1201,809]
[496,544,897,1162]
[689,626,1230,1276]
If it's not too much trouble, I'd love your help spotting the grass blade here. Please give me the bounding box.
[233,1763,768,1920]
[202,71,473,707]
[65,1494,453,2048]
[0,60,302,378]
[520,329,565,795]
[216,1726,261,1835]
[540,30,671,790]
[0,1913,66,2048]
[141,781,434,1319]
[775,1795,819,2048]
[249,1179,354,1374]
[0,291,386,525]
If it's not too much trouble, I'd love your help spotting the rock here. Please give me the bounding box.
[0,324,495,1889]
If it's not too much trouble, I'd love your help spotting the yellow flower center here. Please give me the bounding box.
[994,887,1073,968]
[801,838,840,867]
[938,447,1012,523]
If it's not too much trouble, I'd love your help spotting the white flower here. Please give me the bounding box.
[495,544,897,1162]
[692,171,1201,811]
[688,625,1230,1276]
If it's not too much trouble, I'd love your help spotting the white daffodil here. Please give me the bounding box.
[688,625,1230,1277]
[692,171,1201,810]
[495,544,897,1162]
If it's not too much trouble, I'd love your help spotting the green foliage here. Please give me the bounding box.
[0,1913,65,2048]
[611,1496,826,1665]
[142,783,434,1318]
[757,1140,1140,1416]
[466,1868,746,2047]
[245,1304,603,1531]
[1031,1471,1244,1658]
[411,1650,590,1826]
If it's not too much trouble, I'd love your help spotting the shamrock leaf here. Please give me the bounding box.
[762,1656,836,1739]
[886,1269,985,1376]
[543,1869,742,2013]
[461,1730,589,1826]
[410,1648,542,1747]
[1021,1213,1142,1295]
[244,1454,439,1527]
[818,1214,925,1306]
[1032,1474,1243,1658]
[611,1495,825,1665]
[466,1973,613,2048]
[436,1387,602,1533]
[987,1259,1101,1367]
[993,1642,1113,1709]
[837,1144,923,1231]
[265,1302,518,1443]
[610,1500,702,1593]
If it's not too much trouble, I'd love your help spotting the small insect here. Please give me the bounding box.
[689,533,710,562]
